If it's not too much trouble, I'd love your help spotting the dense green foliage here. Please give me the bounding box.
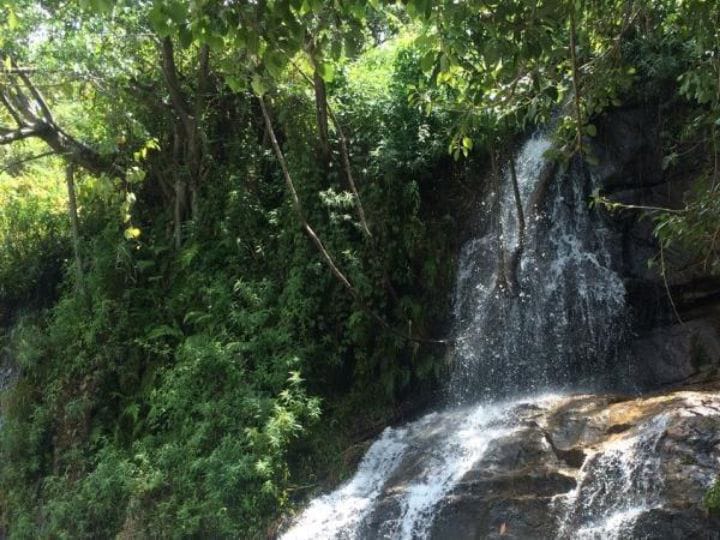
[1,1,719,537]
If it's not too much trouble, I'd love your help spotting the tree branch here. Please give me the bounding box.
[5,82,38,124]
[290,58,372,237]
[258,95,447,345]
[327,106,372,238]
[17,71,54,123]
[258,95,352,289]
[160,37,193,134]
[0,91,25,126]
[0,58,119,178]
[0,150,57,174]
[0,124,45,144]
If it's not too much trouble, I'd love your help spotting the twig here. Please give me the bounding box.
[660,242,683,325]
[0,150,57,174]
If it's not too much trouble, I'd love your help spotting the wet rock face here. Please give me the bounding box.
[429,428,576,539]
[630,509,720,540]
[588,107,720,390]
[426,385,720,539]
[629,319,720,388]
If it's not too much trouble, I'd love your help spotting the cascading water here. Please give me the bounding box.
[280,135,712,539]
[450,134,627,400]
[555,415,668,539]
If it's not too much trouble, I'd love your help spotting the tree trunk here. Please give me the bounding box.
[328,106,372,237]
[569,4,584,155]
[307,42,330,167]
[174,178,185,251]
[313,68,330,166]
[161,38,210,242]
[65,164,86,299]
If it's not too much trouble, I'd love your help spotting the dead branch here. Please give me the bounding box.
[0,125,44,144]
[505,152,525,293]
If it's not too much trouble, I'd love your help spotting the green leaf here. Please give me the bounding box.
[585,124,597,137]
[165,1,188,24]
[264,50,285,79]
[7,7,18,29]
[318,62,335,83]
[420,51,436,73]
[146,325,183,340]
[227,76,244,93]
[178,25,193,49]
[251,74,266,96]
[148,6,171,36]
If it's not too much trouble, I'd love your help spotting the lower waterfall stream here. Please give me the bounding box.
[280,135,719,539]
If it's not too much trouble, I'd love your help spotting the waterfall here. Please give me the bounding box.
[450,134,627,400]
[280,135,697,539]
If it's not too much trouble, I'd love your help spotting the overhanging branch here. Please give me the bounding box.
[0,56,120,177]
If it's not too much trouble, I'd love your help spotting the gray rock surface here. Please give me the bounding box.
[380,383,720,539]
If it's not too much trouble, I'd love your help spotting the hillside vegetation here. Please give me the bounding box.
[0,1,719,537]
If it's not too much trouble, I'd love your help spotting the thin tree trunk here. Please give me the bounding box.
[172,123,184,249]
[174,178,184,250]
[327,106,372,237]
[526,160,558,217]
[289,58,372,238]
[509,156,525,235]
[161,38,209,239]
[313,67,331,166]
[569,4,584,156]
[258,96,353,291]
[65,164,85,297]
[307,42,330,167]
[713,61,720,188]
[189,44,210,223]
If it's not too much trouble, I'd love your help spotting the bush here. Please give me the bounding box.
[0,166,68,322]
